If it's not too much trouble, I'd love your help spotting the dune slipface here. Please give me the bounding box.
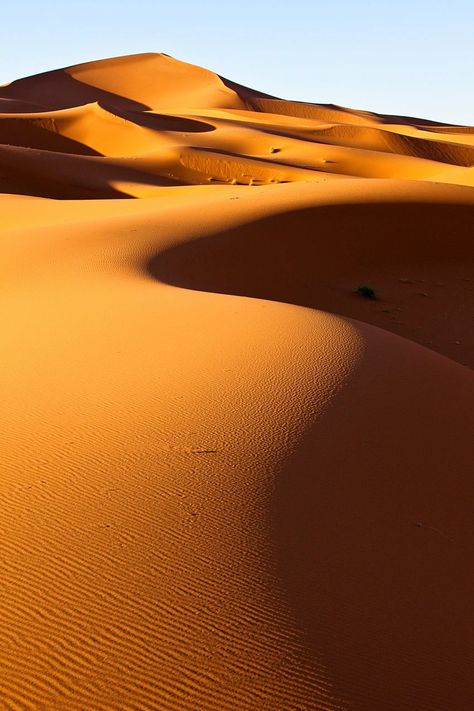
[0,53,473,711]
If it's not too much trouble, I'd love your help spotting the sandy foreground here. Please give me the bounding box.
[0,53,473,710]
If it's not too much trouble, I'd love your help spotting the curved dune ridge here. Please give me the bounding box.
[1,52,474,197]
[0,53,473,711]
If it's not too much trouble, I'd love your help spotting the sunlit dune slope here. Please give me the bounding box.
[0,52,473,196]
[0,54,473,711]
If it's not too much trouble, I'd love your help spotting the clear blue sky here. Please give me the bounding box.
[1,0,472,124]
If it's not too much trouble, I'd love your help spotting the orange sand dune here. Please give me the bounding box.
[0,54,473,710]
[1,53,473,196]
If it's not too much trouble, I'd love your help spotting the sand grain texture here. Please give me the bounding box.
[0,54,473,710]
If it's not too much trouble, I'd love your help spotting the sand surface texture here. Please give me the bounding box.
[0,53,473,710]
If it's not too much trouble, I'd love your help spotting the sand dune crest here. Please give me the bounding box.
[0,54,473,710]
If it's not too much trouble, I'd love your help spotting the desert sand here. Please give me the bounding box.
[0,53,473,710]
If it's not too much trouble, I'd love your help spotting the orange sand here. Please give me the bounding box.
[0,53,473,710]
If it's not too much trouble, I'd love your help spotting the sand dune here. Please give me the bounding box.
[0,53,473,710]
[1,53,473,197]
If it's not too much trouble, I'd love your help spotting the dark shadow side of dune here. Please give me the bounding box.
[148,199,474,367]
[0,145,189,199]
[147,203,474,708]
[220,74,465,128]
[115,108,216,134]
[0,118,103,156]
[0,69,151,113]
[0,71,217,135]
[273,322,474,710]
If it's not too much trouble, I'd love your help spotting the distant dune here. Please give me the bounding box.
[0,53,473,710]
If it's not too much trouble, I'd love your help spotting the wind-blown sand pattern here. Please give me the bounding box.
[0,53,473,710]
